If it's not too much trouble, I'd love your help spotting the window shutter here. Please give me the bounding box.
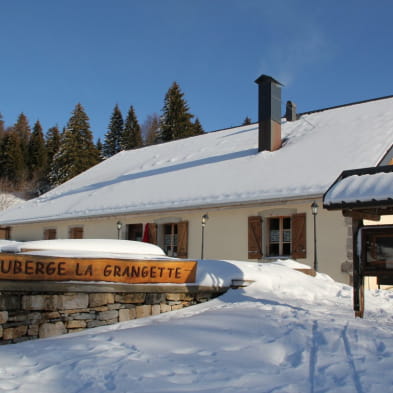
[0,227,11,240]
[248,216,262,259]
[69,227,83,239]
[177,221,188,259]
[147,223,157,245]
[44,229,57,240]
[292,213,306,259]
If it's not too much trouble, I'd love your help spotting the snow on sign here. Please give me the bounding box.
[0,240,197,284]
[0,254,197,284]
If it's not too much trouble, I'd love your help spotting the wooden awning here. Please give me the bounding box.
[323,165,393,219]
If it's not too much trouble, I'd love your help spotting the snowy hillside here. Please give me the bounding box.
[1,259,393,393]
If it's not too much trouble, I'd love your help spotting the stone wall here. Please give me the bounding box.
[0,283,227,344]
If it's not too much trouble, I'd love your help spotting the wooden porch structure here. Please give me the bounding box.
[323,165,393,317]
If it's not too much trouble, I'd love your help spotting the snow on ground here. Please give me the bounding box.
[1,259,393,393]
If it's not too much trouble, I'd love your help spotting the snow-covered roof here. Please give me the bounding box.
[1,96,393,225]
[0,192,25,212]
[323,165,393,209]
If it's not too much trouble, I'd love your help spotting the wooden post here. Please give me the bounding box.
[352,217,364,318]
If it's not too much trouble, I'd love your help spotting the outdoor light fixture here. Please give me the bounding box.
[117,221,123,240]
[311,201,319,272]
[201,213,209,260]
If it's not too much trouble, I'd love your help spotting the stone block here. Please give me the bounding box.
[119,309,133,322]
[39,322,66,339]
[145,293,166,305]
[151,305,161,315]
[22,295,59,311]
[98,310,118,321]
[0,311,8,324]
[136,305,151,319]
[171,304,183,311]
[28,324,39,336]
[87,320,109,328]
[44,312,61,320]
[28,312,42,323]
[108,303,121,310]
[115,293,145,304]
[7,313,28,323]
[66,320,86,329]
[0,325,2,338]
[61,308,89,315]
[3,325,28,340]
[160,303,172,313]
[89,293,114,307]
[166,293,183,301]
[59,294,89,310]
[71,312,95,320]
[91,306,108,312]
[68,328,85,333]
[0,294,20,311]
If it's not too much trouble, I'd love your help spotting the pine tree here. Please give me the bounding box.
[242,116,252,125]
[27,121,47,187]
[142,113,161,146]
[160,82,195,142]
[121,106,143,150]
[45,126,61,190]
[103,105,123,158]
[0,113,5,140]
[12,113,31,179]
[0,131,24,185]
[49,103,100,186]
[46,126,61,167]
[96,138,103,157]
[192,118,204,135]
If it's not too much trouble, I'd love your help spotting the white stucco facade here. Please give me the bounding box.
[8,197,351,284]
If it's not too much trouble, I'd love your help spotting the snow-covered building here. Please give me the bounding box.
[0,75,392,284]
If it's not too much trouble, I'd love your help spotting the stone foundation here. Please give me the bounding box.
[0,282,227,344]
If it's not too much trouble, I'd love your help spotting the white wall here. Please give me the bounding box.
[9,198,351,284]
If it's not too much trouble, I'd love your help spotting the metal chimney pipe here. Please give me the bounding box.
[254,75,283,152]
[286,100,297,121]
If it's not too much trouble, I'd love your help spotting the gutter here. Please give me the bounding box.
[1,193,325,227]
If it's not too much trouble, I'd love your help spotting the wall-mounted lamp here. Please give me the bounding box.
[117,221,123,240]
[201,213,209,259]
[311,201,318,272]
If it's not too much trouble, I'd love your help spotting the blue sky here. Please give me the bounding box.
[1,0,393,141]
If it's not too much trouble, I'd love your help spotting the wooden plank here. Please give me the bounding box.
[342,210,380,221]
[292,213,307,259]
[248,216,262,259]
[0,253,197,284]
[352,217,364,318]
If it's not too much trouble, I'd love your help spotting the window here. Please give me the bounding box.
[69,226,83,239]
[268,217,291,257]
[163,223,178,257]
[43,228,57,240]
[127,224,143,241]
[158,221,188,258]
[247,213,306,260]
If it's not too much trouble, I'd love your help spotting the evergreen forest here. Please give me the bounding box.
[0,82,205,199]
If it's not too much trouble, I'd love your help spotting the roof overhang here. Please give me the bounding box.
[323,165,393,219]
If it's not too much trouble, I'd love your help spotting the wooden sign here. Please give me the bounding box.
[0,253,197,284]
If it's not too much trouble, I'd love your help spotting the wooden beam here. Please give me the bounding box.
[352,217,364,318]
[343,210,380,221]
